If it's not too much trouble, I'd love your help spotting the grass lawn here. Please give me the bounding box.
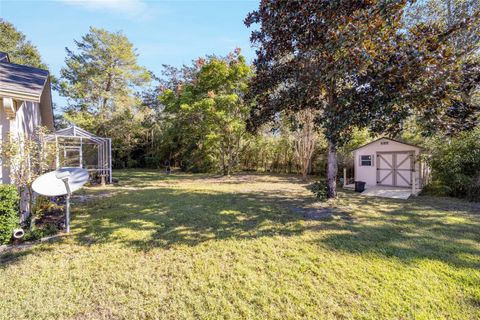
[1,170,479,320]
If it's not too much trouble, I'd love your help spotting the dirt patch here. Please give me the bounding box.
[73,192,114,203]
[289,206,354,221]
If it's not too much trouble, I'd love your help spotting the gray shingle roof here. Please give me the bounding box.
[0,52,9,62]
[0,59,49,100]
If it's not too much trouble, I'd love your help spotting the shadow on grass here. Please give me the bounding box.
[314,193,480,269]
[114,169,310,187]
[0,245,53,267]
[3,171,479,271]
[73,186,307,250]
[71,173,480,270]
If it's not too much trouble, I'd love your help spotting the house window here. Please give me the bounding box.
[360,155,372,166]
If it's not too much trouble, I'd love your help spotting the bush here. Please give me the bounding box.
[419,180,448,197]
[467,173,480,202]
[307,180,328,202]
[428,129,480,201]
[0,185,20,244]
[29,195,63,239]
[23,224,58,242]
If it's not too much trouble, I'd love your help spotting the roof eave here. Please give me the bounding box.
[39,78,55,131]
[0,89,41,103]
[352,137,423,152]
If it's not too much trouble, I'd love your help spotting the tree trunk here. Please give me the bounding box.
[226,148,232,176]
[222,159,227,176]
[326,140,337,198]
[220,142,227,176]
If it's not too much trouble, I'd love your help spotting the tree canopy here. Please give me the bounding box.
[58,27,152,167]
[159,51,253,174]
[245,0,479,197]
[0,19,47,69]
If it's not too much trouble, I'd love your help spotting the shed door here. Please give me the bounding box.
[377,152,413,187]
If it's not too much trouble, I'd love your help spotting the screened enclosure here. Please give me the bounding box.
[46,126,112,183]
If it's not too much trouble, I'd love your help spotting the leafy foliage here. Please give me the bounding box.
[239,126,297,174]
[245,0,479,198]
[428,128,480,201]
[336,128,374,173]
[291,109,322,180]
[58,27,152,167]
[0,127,56,223]
[405,0,480,136]
[158,51,253,175]
[0,185,20,244]
[307,180,328,202]
[0,19,47,69]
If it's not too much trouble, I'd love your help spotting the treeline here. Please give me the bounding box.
[1,0,478,200]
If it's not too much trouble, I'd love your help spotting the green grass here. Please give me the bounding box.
[1,169,479,319]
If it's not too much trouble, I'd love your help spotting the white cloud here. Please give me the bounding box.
[58,0,151,20]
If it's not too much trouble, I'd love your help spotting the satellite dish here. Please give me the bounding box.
[32,167,89,233]
[33,167,88,196]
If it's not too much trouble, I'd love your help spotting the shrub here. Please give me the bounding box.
[23,223,59,241]
[307,180,328,201]
[0,185,20,244]
[428,129,480,201]
[467,173,480,202]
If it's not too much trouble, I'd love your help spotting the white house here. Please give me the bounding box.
[351,137,428,192]
[0,52,55,184]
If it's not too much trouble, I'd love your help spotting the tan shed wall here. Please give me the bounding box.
[354,138,421,187]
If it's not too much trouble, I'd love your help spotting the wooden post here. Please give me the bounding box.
[343,167,347,188]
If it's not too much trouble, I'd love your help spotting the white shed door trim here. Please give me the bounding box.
[376,151,414,187]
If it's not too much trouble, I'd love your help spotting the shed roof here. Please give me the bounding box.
[0,59,49,102]
[352,137,422,151]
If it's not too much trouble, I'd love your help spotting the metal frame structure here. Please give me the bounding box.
[46,126,112,183]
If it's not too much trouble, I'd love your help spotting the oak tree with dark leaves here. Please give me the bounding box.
[245,0,479,198]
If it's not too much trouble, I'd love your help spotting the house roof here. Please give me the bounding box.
[352,137,422,151]
[0,52,10,62]
[0,59,49,102]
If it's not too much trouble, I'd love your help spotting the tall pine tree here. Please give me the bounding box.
[58,27,152,167]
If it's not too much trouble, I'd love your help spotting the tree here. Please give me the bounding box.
[428,127,480,200]
[245,0,479,198]
[405,0,479,52]
[0,19,47,69]
[160,51,253,175]
[58,27,152,167]
[405,0,480,136]
[290,109,320,180]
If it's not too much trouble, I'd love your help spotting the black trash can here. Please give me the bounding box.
[355,181,366,193]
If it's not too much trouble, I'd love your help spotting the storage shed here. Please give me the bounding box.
[351,138,428,192]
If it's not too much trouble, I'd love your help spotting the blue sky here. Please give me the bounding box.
[0,0,259,106]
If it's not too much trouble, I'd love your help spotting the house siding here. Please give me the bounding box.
[0,100,42,184]
[0,100,11,184]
